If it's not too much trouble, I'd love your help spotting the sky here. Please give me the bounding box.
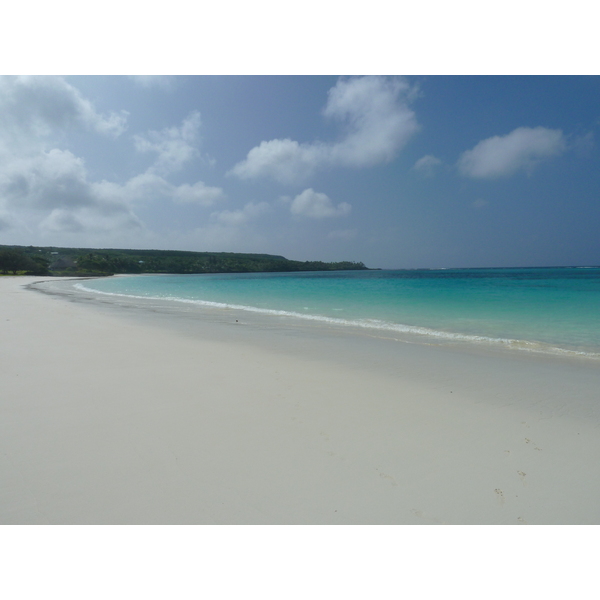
[0,74,598,269]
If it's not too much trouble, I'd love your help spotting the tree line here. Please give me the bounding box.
[0,249,50,275]
[1,245,369,276]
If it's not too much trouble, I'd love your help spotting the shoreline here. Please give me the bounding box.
[2,276,600,524]
[71,273,600,361]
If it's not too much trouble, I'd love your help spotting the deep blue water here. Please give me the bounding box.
[76,267,600,357]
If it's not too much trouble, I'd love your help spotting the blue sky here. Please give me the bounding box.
[1,75,598,268]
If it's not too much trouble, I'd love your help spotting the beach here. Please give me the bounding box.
[2,276,600,524]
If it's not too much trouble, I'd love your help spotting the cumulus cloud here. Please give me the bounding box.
[322,76,419,167]
[290,189,351,218]
[134,111,202,175]
[0,77,136,237]
[230,76,418,184]
[230,139,324,185]
[0,161,223,236]
[211,201,269,227]
[92,172,225,209]
[1,149,88,210]
[39,207,143,235]
[0,149,144,235]
[172,181,226,206]
[413,154,442,176]
[458,126,566,178]
[0,82,224,239]
[2,148,133,213]
[0,76,128,143]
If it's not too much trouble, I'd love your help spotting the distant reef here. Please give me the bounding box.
[0,245,369,276]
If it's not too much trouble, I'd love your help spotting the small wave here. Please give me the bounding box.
[73,282,600,359]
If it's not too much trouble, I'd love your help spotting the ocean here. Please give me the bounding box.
[75,267,600,358]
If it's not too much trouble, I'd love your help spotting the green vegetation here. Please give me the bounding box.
[0,249,50,275]
[0,245,368,276]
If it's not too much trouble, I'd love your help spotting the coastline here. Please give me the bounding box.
[73,270,600,361]
[2,276,600,524]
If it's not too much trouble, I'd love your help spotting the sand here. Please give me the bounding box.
[1,275,600,524]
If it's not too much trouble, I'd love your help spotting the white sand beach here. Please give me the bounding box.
[1,276,600,524]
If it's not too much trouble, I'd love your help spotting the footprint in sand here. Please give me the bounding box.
[494,488,505,505]
[525,438,542,451]
[379,472,398,486]
[375,468,398,486]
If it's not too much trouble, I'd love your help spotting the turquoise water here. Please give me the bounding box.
[76,268,600,357]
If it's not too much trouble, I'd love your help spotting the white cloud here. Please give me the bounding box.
[0,76,137,237]
[230,138,324,185]
[0,158,223,237]
[230,76,418,184]
[0,149,92,210]
[0,76,128,144]
[0,148,136,220]
[211,201,269,226]
[172,181,226,206]
[458,126,566,178]
[322,76,419,168]
[0,82,224,240]
[290,188,351,218]
[39,207,142,235]
[92,172,225,209]
[134,111,202,175]
[413,154,442,176]
[94,172,170,203]
[0,150,144,235]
